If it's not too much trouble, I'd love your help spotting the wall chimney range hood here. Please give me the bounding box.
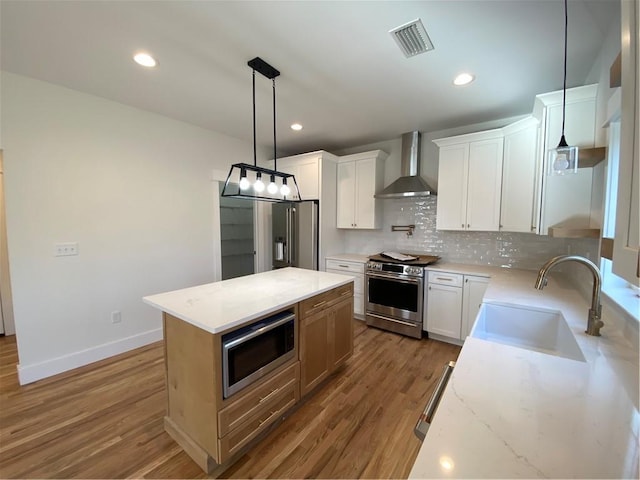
[375,131,436,198]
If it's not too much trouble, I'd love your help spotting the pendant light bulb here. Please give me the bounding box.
[267,175,278,194]
[239,169,250,190]
[280,178,291,196]
[254,172,265,193]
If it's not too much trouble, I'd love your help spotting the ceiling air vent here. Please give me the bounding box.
[389,18,434,58]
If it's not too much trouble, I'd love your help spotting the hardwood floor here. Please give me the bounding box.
[0,321,461,479]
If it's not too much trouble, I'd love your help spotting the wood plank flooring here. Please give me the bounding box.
[0,321,461,479]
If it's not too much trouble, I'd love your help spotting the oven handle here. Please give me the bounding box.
[366,271,422,285]
[223,312,295,350]
[414,361,456,441]
[366,312,417,328]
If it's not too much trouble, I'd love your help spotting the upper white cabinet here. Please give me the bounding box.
[500,116,540,233]
[336,150,387,229]
[434,130,504,231]
[533,84,598,235]
[275,153,320,201]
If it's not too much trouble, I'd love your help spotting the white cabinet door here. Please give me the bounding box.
[467,138,503,231]
[336,161,356,228]
[336,151,386,229]
[277,156,319,201]
[295,159,320,200]
[501,117,539,233]
[436,144,468,231]
[461,275,489,339]
[354,158,378,229]
[425,283,463,338]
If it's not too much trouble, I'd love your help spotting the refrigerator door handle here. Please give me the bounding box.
[289,207,296,266]
[286,207,292,265]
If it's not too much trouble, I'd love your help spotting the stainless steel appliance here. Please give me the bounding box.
[365,253,439,339]
[272,201,318,270]
[221,310,296,398]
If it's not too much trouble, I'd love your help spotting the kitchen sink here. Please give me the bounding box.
[470,303,586,362]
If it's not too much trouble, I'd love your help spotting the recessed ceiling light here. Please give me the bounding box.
[291,123,303,131]
[133,52,157,68]
[453,73,475,86]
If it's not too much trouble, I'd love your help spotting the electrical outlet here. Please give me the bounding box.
[54,242,79,256]
[111,311,122,324]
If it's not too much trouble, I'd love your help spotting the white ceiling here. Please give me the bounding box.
[0,0,619,155]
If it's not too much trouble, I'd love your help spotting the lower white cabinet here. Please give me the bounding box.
[424,270,489,344]
[461,275,489,339]
[325,258,365,318]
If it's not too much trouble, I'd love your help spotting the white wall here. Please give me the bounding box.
[0,72,267,383]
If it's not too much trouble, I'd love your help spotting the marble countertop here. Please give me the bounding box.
[142,267,353,334]
[409,267,639,479]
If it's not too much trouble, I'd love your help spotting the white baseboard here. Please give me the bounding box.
[17,328,163,385]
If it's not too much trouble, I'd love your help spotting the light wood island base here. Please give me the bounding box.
[161,282,354,475]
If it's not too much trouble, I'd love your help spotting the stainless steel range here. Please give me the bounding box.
[365,253,440,339]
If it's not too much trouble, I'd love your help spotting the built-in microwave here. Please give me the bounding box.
[221,310,296,398]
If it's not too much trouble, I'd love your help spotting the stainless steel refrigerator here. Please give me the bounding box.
[272,201,319,270]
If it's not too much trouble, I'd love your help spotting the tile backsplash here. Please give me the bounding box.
[343,196,598,271]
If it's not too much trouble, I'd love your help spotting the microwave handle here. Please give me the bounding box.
[223,312,295,350]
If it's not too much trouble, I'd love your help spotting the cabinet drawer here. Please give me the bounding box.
[325,259,365,274]
[218,380,297,462]
[428,271,463,287]
[218,362,299,437]
[300,283,353,318]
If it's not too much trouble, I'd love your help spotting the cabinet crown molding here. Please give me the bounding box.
[273,150,338,163]
[432,128,503,147]
[338,150,388,163]
[534,83,598,107]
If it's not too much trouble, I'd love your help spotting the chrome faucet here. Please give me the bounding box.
[535,255,604,336]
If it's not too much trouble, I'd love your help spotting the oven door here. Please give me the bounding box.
[365,271,423,323]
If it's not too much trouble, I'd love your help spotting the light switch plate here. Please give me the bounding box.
[54,242,78,256]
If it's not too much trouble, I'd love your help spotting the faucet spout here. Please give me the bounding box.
[535,255,603,336]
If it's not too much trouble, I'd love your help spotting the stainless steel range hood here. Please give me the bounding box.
[374,131,436,198]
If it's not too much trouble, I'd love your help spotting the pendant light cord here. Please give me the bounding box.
[561,0,568,137]
[272,78,277,171]
[252,69,257,167]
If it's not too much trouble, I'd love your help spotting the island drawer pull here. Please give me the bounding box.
[258,388,279,404]
[414,361,456,441]
[258,411,277,426]
[312,300,327,308]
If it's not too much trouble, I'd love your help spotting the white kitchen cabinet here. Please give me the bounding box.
[500,116,540,233]
[425,271,463,339]
[461,275,489,339]
[275,153,320,201]
[533,84,598,235]
[433,130,504,231]
[325,258,365,318]
[336,150,386,229]
[425,270,489,344]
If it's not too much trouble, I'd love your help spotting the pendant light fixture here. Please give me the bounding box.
[548,0,578,175]
[221,57,301,202]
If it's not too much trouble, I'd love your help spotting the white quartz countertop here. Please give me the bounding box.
[410,267,639,479]
[143,267,353,334]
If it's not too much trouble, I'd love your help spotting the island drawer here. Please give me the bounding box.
[299,283,353,318]
[218,362,299,437]
[218,379,297,462]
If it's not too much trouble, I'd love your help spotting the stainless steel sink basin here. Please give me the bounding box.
[470,303,586,362]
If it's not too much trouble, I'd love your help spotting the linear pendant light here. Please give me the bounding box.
[221,57,301,202]
[548,0,578,176]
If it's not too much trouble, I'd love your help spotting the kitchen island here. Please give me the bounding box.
[143,267,354,474]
